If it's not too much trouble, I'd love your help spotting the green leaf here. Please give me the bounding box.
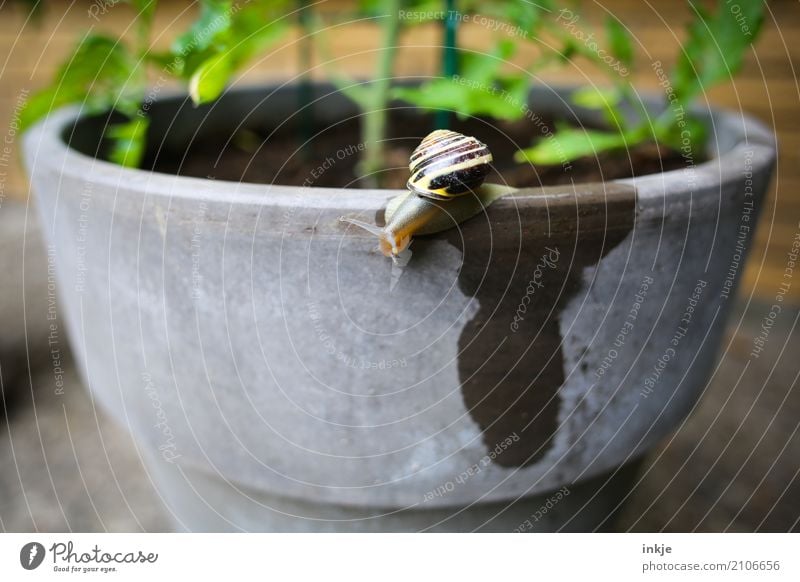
[514,127,631,165]
[393,77,526,121]
[193,13,290,105]
[461,39,516,84]
[672,0,765,104]
[170,0,233,76]
[173,0,232,54]
[106,117,149,167]
[228,4,288,61]
[571,86,624,128]
[19,87,68,130]
[187,10,287,105]
[176,0,288,95]
[393,40,528,121]
[571,86,621,110]
[189,52,234,104]
[654,0,765,158]
[605,16,634,69]
[61,35,139,103]
[20,34,141,130]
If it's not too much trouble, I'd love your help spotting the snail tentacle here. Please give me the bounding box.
[339,216,411,258]
[338,216,383,238]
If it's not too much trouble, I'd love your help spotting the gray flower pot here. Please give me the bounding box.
[23,84,776,532]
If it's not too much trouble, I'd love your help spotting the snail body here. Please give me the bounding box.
[340,193,441,258]
[340,130,495,259]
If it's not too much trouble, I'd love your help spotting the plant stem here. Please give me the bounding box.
[435,0,458,130]
[298,0,314,160]
[359,0,402,187]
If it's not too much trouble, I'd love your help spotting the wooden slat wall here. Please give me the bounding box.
[1,0,797,303]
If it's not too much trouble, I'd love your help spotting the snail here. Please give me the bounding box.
[406,129,492,200]
[340,130,508,261]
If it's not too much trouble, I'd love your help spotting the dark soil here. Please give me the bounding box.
[148,111,690,188]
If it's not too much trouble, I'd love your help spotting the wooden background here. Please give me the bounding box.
[1,0,798,303]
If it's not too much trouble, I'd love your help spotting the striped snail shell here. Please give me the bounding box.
[407,130,493,201]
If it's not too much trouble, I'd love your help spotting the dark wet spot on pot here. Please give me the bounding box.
[445,184,636,468]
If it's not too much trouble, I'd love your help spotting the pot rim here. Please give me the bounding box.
[23,83,777,211]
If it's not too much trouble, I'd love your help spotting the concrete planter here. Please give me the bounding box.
[23,84,776,531]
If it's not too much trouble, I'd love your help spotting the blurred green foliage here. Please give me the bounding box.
[18,0,765,172]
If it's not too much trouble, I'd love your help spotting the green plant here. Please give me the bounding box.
[394,1,764,167]
[20,0,765,177]
[392,1,552,122]
[513,0,765,165]
[20,0,290,167]
[312,0,458,185]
